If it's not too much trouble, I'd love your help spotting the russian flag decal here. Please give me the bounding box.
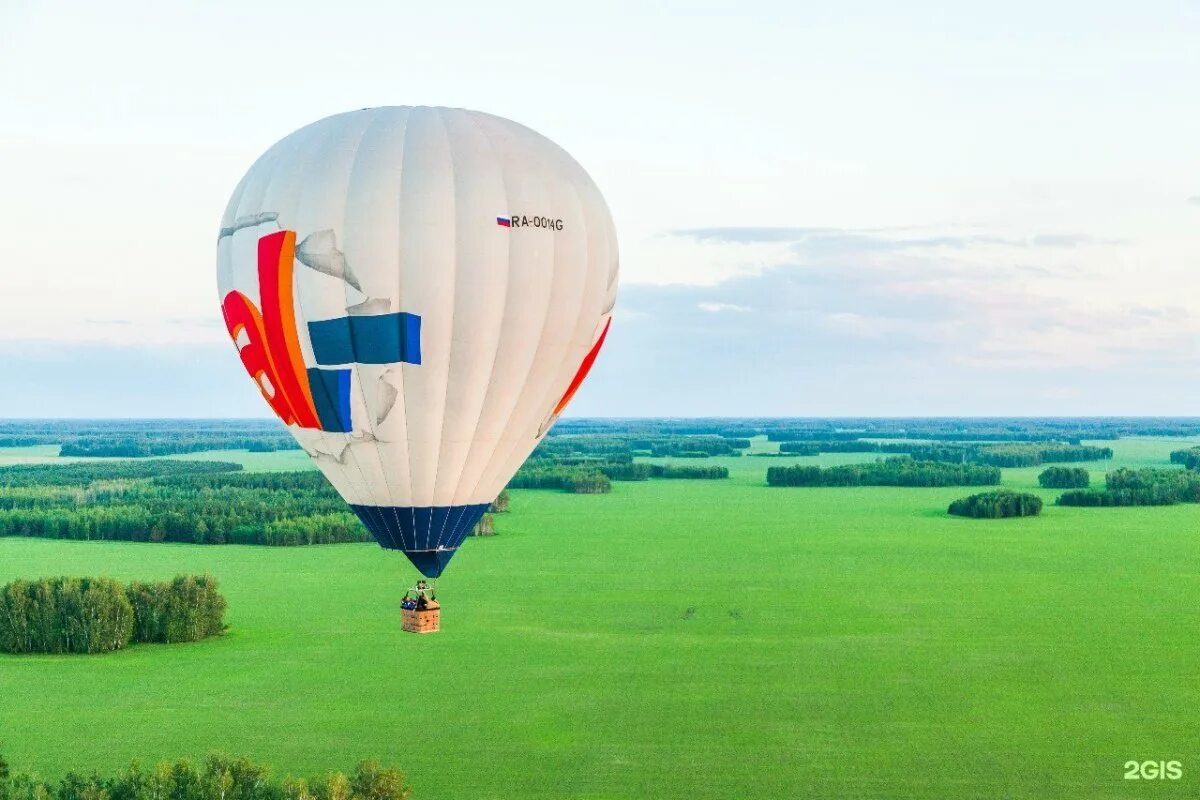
[496,216,511,227]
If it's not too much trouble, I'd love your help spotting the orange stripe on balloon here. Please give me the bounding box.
[552,316,611,416]
[272,231,318,423]
[258,231,320,429]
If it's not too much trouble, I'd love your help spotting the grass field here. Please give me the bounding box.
[3,437,1200,798]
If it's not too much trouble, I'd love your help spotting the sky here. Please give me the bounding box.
[1,0,1198,417]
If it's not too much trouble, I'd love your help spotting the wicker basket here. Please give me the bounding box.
[402,607,440,634]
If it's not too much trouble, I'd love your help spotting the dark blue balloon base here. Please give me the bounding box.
[350,503,490,577]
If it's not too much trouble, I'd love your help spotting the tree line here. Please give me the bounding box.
[1170,447,1200,469]
[534,433,748,460]
[948,491,1043,518]
[0,419,298,455]
[776,440,1111,466]
[0,461,367,546]
[1056,468,1200,507]
[0,753,412,800]
[0,574,225,654]
[767,458,1001,487]
[0,459,241,488]
[506,464,613,494]
[61,433,297,457]
[648,464,728,479]
[971,444,1112,467]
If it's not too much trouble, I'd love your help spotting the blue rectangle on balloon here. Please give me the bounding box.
[307,368,352,433]
[308,313,422,366]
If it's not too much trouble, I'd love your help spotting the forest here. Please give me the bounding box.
[0,574,225,654]
[0,461,366,545]
[1056,468,1200,507]
[780,440,1109,466]
[767,458,1001,488]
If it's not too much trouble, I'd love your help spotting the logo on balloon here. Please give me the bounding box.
[496,214,564,230]
[221,230,422,433]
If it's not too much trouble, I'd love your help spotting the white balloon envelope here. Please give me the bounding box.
[216,106,618,576]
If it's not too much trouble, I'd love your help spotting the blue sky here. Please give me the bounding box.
[1,1,1199,416]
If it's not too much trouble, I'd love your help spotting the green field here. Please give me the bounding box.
[3,437,1200,798]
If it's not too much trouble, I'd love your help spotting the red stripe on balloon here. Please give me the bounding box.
[552,317,611,416]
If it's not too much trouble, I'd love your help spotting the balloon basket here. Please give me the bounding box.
[402,608,440,634]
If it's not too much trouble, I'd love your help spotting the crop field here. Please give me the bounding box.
[3,436,1200,798]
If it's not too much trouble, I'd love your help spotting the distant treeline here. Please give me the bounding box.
[508,456,728,492]
[0,434,62,447]
[0,459,241,488]
[60,433,297,457]
[649,464,728,479]
[507,465,612,493]
[549,416,1200,442]
[6,418,1200,460]
[767,458,1001,488]
[0,574,225,654]
[948,491,1043,519]
[0,419,299,456]
[534,434,747,460]
[0,753,412,800]
[1057,468,1200,507]
[777,440,1111,466]
[0,461,367,546]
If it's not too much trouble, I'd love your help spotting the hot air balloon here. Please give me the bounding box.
[216,107,618,578]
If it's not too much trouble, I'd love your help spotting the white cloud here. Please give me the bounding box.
[697,302,750,313]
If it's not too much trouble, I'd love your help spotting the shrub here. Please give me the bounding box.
[0,753,412,800]
[1038,466,1090,489]
[489,490,509,513]
[473,514,496,536]
[948,491,1043,518]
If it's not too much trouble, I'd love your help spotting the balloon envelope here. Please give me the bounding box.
[216,107,618,576]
